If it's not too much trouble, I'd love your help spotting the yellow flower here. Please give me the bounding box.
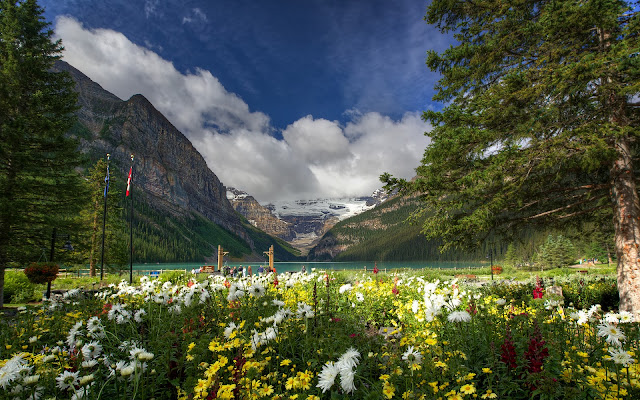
[259,384,274,396]
[379,374,391,381]
[482,368,492,374]
[306,396,320,400]
[434,361,447,369]
[481,389,497,399]
[187,342,196,352]
[460,384,475,395]
[383,382,396,399]
[280,359,292,366]
[402,390,414,399]
[285,377,296,390]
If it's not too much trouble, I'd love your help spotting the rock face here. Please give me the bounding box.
[55,61,252,245]
[230,190,392,253]
[227,188,295,241]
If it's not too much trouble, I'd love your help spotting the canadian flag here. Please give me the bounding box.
[126,167,132,196]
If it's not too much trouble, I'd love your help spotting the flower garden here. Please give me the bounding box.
[1,270,638,399]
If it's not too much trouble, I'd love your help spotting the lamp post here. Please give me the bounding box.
[48,228,73,298]
[487,248,494,281]
[100,153,110,281]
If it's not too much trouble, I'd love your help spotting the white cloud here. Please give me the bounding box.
[54,17,430,203]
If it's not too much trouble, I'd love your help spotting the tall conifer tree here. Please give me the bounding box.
[0,0,84,307]
[383,1,640,314]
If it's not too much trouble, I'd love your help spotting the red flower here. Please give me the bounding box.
[524,324,549,374]
[533,285,544,299]
[392,284,399,296]
[500,328,518,369]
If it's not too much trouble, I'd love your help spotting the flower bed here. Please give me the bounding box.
[1,272,638,399]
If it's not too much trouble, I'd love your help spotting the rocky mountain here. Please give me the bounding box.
[56,60,300,262]
[227,188,295,241]
[228,187,391,254]
[307,193,486,261]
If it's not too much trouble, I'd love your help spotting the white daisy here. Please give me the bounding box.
[81,341,102,360]
[619,311,634,323]
[56,370,79,390]
[402,346,423,366]
[224,321,238,338]
[0,353,28,389]
[133,309,146,323]
[316,361,339,393]
[81,359,98,369]
[608,347,635,367]
[447,310,472,323]
[337,347,360,370]
[296,302,314,319]
[597,323,626,347]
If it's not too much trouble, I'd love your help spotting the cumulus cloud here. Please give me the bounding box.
[54,17,430,203]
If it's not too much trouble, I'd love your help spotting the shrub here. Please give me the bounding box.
[3,271,37,303]
[561,277,619,310]
[23,262,59,284]
[157,270,190,285]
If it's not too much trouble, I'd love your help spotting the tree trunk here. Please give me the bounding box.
[611,136,640,319]
[89,199,100,277]
[0,267,5,308]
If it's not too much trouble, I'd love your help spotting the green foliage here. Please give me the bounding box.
[381,0,640,252]
[482,282,535,306]
[560,277,619,311]
[535,235,577,270]
[157,270,190,285]
[311,196,483,262]
[0,0,87,306]
[3,270,36,303]
[76,158,128,275]
[131,200,251,262]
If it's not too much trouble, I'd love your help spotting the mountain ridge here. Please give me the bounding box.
[55,60,308,262]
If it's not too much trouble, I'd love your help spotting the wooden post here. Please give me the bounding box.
[217,245,228,272]
[263,245,274,272]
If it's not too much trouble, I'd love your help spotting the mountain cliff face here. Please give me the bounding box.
[228,188,392,254]
[227,188,295,241]
[55,61,253,248]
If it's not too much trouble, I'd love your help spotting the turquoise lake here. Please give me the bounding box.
[132,260,485,274]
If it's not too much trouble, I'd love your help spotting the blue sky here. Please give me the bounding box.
[41,0,448,202]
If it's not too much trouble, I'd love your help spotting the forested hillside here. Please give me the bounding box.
[309,194,614,265]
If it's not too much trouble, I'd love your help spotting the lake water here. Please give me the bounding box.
[134,260,485,274]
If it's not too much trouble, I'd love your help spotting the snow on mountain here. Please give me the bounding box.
[266,197,378,221]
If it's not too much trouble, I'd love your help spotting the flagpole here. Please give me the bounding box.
[100,153,110,281]
[128,154,134,284]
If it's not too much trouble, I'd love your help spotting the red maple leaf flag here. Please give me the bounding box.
[126,166,132,196]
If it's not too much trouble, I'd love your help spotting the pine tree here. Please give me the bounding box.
[382,1,640,314]
[78,158,127,276]
[0,0,84,306]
